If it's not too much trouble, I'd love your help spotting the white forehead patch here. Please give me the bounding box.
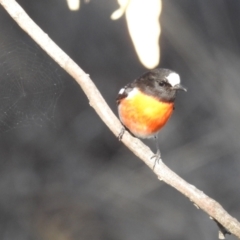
[166,72,180,87]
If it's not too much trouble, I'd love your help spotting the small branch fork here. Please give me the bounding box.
[1,0,240,238]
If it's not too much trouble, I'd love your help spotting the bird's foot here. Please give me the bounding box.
[151,149,162,169]
[118,127,125,141]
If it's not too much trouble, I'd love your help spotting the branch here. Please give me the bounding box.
[1,0,240,238]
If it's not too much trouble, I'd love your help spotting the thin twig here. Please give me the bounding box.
[1,0,240,238]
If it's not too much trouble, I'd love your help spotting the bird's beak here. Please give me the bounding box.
[172,84,187,92]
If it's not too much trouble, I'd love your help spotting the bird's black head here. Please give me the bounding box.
[135,68,187,102]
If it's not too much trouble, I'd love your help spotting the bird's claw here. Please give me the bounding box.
[118,127,125,141]
[151,149,162,169]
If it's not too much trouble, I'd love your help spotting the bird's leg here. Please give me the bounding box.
[118,127,125,140]
[151,135,162,169]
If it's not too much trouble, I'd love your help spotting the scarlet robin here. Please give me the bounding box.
[116,68,186,167]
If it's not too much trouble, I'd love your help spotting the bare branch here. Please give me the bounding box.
[1,0,240,238]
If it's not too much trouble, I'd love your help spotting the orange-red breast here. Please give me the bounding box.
[116,68,186,167]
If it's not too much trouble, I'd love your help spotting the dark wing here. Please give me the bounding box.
[116,82,135,105]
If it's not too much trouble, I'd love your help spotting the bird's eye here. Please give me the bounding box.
[159,81,165,86]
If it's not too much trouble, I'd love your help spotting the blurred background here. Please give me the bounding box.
[0,0,240,239]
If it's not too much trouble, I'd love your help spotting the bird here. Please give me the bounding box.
[116,68,186,168]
